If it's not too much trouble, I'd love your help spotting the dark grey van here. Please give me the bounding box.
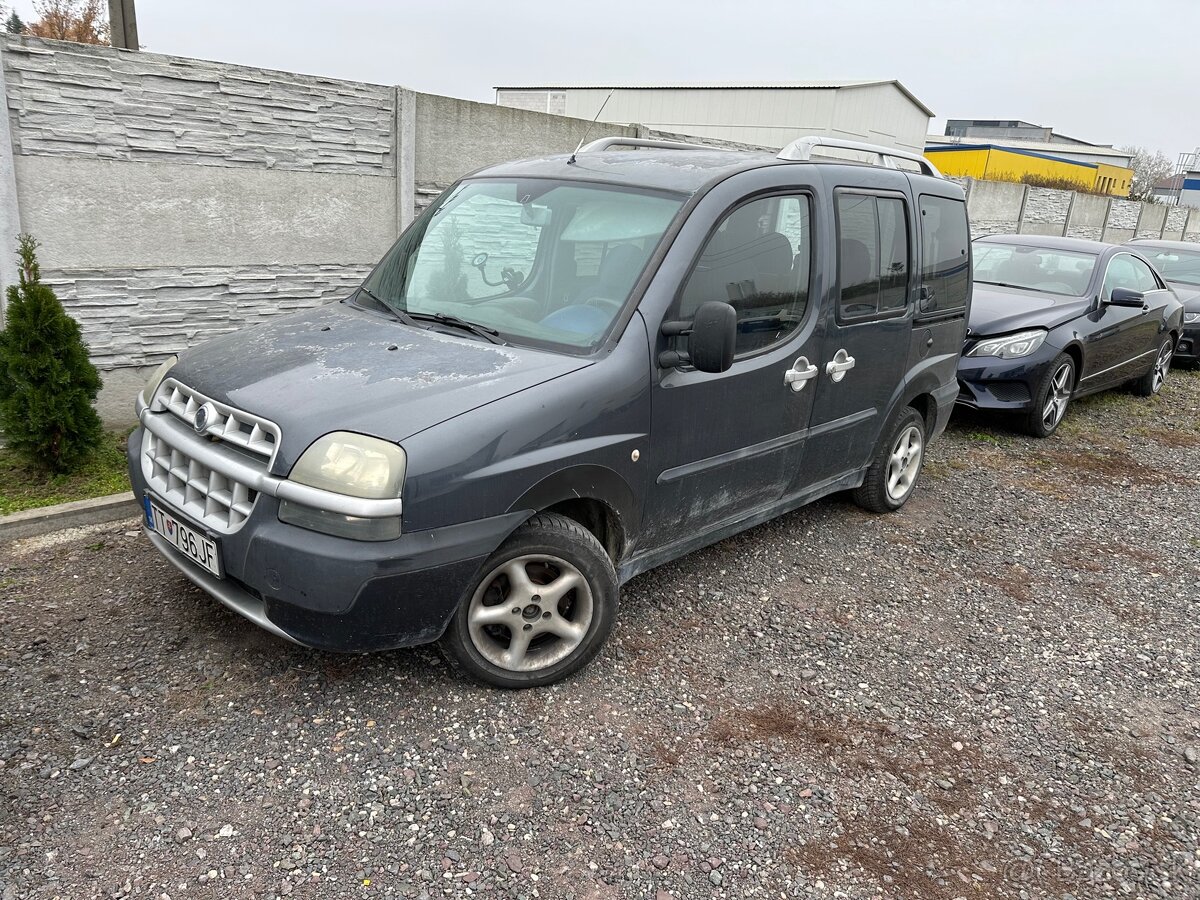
[128,136,971,687]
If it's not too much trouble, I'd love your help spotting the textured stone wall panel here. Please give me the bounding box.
[43,263,373,368]
[2,36,394,175]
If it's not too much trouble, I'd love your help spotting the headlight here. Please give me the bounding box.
[279,432,406,541]
[141,355,177,406]
[288,432,406,498]
[966,329,1048,360]
[1185,312,1200,324]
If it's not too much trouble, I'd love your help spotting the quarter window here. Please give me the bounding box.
[836,193,910,320]
[917,195,970,315]
[677,194,812,356]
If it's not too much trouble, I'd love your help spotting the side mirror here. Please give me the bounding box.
[1107,287,1146,308]
[659,301,737,373]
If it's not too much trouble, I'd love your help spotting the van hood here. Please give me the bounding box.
[168,303,591,472]
[968,284,1092,336]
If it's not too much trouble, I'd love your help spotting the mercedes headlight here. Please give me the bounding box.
[1185,312,1200,324]
[966,329,1048,360]
[280,432,406,540]
[141,355,177,406]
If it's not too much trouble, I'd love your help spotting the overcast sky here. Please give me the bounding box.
[10,0,1198,159]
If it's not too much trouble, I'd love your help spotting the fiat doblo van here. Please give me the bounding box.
[128,135,971,687]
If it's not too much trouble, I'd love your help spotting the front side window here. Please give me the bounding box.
[836,193,910,320]
[363,179,684,352]
[1103,253,1160,299]
[918,195,970,314]
[676,194,812,357]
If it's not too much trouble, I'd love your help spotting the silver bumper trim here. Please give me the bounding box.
[139,409,404,519]
[147,529,302,646]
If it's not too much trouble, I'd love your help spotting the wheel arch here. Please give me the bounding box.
[507,465,639,563]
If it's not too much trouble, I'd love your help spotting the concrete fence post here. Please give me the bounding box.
[0,41,22,320]
[1015,185,1030,234]
[1131,202,1144,241]
[394,87,416,235]
[1099,198,1113,243]
[1060,191,1076,237]
[1159,206,1170,239]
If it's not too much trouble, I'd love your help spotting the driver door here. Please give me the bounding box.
[1083,253,1162,385]
[642,191,823,550]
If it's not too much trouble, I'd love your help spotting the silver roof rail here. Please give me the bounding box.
[577,136,715,153]
[777,135,942,177]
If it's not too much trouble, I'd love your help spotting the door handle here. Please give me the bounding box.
[825,349,856,383]
[784,356,818,392]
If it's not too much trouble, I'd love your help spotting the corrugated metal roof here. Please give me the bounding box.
[494,80,935,116]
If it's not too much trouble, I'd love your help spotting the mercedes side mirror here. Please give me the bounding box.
[1106,288,1146,308]
[659,301,737,373]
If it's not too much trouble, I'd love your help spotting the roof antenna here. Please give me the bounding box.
[568,88,615,165]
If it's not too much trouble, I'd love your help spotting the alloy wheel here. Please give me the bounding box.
[466,554,593,672]
[1151,342,1172,393]
[1042,362,1072,430]
[885,425,923,502]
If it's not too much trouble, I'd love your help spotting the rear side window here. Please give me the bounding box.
[836,193,910,320]
[917,195,970,315]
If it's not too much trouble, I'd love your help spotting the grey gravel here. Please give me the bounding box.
[2,369,1199,899]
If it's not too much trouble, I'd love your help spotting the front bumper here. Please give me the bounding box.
[1175,324,1200,362]
[955,342,1059,412]
[128,427,528,652]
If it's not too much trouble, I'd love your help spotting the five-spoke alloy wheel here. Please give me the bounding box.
[1023,353,1075,438]
[1133,336,1173,397]
[853,406,927,513]
[443,513,617,688]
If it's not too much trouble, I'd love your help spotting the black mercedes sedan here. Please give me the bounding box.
[1125,239,1200,365]
[957,235,1183,437]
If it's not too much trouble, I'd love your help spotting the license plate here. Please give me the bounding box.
[144,497,222,578]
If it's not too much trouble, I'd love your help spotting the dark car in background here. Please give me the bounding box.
[1126,239,1200,364]
[957,235,1183,437]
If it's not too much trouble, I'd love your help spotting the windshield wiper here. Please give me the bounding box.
[406,311,506,345]
[974,280,1026,289]
[356,285,420,327]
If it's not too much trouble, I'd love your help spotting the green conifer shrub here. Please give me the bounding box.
[0,234,103,472]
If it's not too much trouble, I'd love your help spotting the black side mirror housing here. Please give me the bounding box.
[688,301,737,372]
[659,301,737,373]
[1107,287,1146,308]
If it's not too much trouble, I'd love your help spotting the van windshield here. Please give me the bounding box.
[360,179,685,352]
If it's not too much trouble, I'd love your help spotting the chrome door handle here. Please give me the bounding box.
[784,356,818,391]
[825,349,856,383]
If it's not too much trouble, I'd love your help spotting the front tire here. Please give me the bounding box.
[852,407,926,513]
[441,513,618,688]
[1131,335,1172,397]
[1022,354,1074,438]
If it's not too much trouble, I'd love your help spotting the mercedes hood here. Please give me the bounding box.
[968,284,1092,337]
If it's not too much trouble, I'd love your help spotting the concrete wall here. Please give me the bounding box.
[963,177,1200,247]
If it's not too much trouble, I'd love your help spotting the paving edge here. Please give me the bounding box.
[0,492,139,542]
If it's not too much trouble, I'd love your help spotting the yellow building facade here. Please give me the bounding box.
[924,144,1132,197]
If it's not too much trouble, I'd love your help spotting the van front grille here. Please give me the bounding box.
[142,381,281,534]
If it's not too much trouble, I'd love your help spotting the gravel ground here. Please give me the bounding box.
[3,368,1199,900]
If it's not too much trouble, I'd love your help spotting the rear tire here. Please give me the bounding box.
[1022,354,1074,438]
[441,513,618,688]
[1131,335,1172,397]
[852,407,926,513]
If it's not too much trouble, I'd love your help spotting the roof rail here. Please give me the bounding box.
[576,136,715,153]
[777,136,942,177]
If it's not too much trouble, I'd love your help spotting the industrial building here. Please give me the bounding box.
[925,126,1134,197]
[494,82,933,153]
